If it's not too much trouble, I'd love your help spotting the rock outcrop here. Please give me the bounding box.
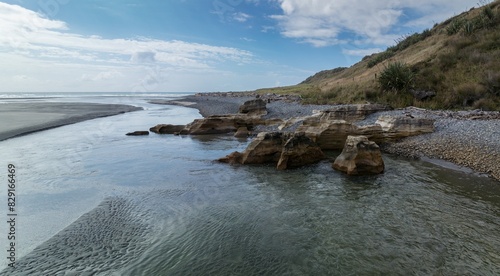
[218,132,325,170]
[239,99,267,115]
[149,124,185,134]
[179,115,266,135]
[333,136,385,175]
[313,104,391,122]
[375,116,435,139]
[126,131,149,136]
[277,132,325,170]
[297,116,435,150]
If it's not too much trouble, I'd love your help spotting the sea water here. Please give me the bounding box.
[0,94,499,275]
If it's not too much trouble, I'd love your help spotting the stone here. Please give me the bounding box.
[149,124,186,134]
[126,131,149,136]
[375,116,435,140]
[181,115,265,135]
[333,136,385,175]
[239,98,267,115]
[313,104,392,122]
[410,89,436,101]
[218,132,326,169]
[234,126,250,138]
[277,132,325,170]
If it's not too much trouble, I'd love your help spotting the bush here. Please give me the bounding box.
[447,19,464,35]
[378,62,415,92]
[367,51,395,68]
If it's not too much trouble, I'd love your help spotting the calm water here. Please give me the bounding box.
[1,95,499,275]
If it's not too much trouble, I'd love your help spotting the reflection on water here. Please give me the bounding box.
[1,99,499,275]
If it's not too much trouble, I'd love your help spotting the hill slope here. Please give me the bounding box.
[256,1,500,110]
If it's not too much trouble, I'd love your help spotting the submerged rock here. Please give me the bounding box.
[126,131,149,136]
[333,136,384,175]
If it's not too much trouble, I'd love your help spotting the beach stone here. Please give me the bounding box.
[149,124,185,134]
[333,136,384,175]
[126,131,149,136]
[239,99,267,115]
[277,132,325,170]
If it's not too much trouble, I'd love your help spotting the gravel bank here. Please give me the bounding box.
[153,94,500,181]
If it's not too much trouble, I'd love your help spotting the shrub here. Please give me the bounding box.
[449,83,487,107]
[447,19,464,35]
[367,51,395,68]
[463,21,475,35]
[482,71,500,96]
[378,62,415,92]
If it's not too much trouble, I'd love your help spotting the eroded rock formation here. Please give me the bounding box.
[333,136,385,175]
[218,132,325,170]
[149,124,185,134]
[239,98,267,115]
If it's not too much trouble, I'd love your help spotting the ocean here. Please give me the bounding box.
[1,93,499,275]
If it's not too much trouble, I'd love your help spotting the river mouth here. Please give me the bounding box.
[2,99,499,275]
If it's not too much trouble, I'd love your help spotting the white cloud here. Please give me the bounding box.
[272,0,478,47]
[233,12,252,22]
[0,2,261,92]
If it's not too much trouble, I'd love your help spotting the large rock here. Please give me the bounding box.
[277,132,325,170]
[239,99,267,115]
[234,126,250,138]
[180,115,266,135]
[296,115,435,150]
[218,132,325,169]
[149,124,186,134]
[313,104,391,122]
[333,136,384,175]
[375,116,435,139]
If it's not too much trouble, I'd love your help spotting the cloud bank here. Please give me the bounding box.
[272,0,478,47]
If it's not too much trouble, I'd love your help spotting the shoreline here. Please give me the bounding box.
[153,93,500,182]
[0,102,142,141]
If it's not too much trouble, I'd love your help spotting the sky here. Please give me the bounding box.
[0,0,482,93]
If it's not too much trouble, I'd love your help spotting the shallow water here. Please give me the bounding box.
[1,97,499,275]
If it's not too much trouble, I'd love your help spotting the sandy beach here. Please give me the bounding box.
[0,102,142,141]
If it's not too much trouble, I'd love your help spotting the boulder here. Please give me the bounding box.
[410,89,436,101]
[313,104,391,122]
[333,136,384,175]
[277,132,325,170]
[149,124,185,134]
[126,131,149,136]
[234,126,250,138]
[239,99,267,115]
[219,132,325,169]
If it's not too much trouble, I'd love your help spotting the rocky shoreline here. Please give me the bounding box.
[150,93,500,182]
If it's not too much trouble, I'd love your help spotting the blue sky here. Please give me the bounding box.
[0,0,481,92]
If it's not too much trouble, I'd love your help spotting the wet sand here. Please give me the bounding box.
[0,102,142,141]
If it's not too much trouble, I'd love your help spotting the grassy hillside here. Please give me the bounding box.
[256,1,500,110]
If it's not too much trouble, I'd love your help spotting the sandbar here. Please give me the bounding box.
[0,102,142,141]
